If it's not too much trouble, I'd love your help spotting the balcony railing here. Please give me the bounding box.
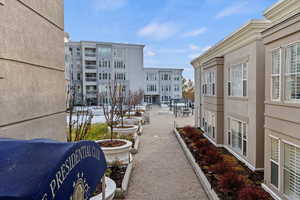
[85,53,96,57]
[86,65,97,70]
[85,78,97,82]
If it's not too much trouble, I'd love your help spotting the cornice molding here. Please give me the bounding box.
[264,0,300,25]
[191,20,270,68]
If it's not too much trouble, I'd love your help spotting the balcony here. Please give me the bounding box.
[85,53,96,57]
[86,65,97,70]
[85,78,97,82]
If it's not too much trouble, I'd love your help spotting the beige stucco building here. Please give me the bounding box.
[192,0,300,199]
[192,20,270,171]
[262,1,300,199]
[0,0,66,141]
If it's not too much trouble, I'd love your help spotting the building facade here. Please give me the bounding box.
[192,0,300,199]
[0,0,66,141]
[200,57,224,146]
[66,41,145,105]
[144,68,183,104]
[262,1,300,199]
[192,20,270,171]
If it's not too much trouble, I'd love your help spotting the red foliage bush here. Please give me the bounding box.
[218,172,245,194]
[209,161,232,175]
[238,186,272,200]
[194,139,210,149]
[203,149,223,165]
[182,126,194,135]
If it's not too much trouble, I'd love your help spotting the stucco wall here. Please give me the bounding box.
[0,0,66,141]
[202,58,224,145]
[223,40,265,169]
[263,14,300,199]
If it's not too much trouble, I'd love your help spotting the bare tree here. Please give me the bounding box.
[99,80,121,140]
[67,86,93,142]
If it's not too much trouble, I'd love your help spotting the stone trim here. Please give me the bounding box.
[16,0,64,31]
[114,161,134,199]
[0,111,66,128]
[191,20,270,66]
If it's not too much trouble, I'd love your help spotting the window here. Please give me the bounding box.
[77,73,81,80]
[228,117,247,156]
[285,43,300,101]
[272,49,281,100]
[271,138,279,188]
[204,110,216,139]
[203,71,216,96]
[283,143,300,199]
[228,63,248,97]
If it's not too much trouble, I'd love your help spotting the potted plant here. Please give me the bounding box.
[97,80,133,164]
[113,89,139,136]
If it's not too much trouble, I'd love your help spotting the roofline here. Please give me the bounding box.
[144,67,184,71]
[264,0,285,15]
[191,19,270,66]
[67,40,145,47]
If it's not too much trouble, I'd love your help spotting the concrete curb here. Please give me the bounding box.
[130,136,140,154]
[114,161,134,199]
[138,125,143,136]
[173,128,220,200]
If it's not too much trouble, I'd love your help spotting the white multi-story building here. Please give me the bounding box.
[66,41,183,105]
[144,68,183,104]
[67,41,145,105]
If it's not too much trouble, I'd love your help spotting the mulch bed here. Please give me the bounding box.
[177,127,273,200]
[92,164,127,197]
[108,165,127,188]
[98,140,126,147]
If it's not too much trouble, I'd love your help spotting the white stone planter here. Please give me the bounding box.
[123,117,142,125]
[113,125,139,136]
[97,139,132,164]
[90,176,116,200]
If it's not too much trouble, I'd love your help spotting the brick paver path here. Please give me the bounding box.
[126,106,208,200]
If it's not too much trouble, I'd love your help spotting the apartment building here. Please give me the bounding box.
[262,1,300,199]
[192,20,270,171]
[66,41,145,105]
[144,68,183,104]
[0,0,66,141]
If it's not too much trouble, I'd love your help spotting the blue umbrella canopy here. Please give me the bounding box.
[0,138,107,200]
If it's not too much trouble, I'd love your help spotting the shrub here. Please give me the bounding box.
[182,126,194,135]
[238,186,272,200]
[209,161,232,175]
[218,172,245,194]
[194,139,210,150]
[203,149,223,165]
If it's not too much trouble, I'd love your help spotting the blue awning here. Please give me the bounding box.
[0,138,107,200]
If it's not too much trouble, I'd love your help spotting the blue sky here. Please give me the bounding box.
[65,0,278,80]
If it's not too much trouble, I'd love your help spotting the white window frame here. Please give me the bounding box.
[270,136,280,190]
[228,63,248,97]
[228,117,247,157]
[284,42,300,103]
[271,48,282,101]
[282,140,300,199]
[203,70,216,96]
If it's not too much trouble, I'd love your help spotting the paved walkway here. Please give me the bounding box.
[126,106,208,200]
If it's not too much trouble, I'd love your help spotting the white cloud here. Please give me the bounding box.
[215,2,249,19]
[93,0,127,11]
[146,50,156,57]
[182,27,207,37]
[137,22,179,40]
[189,44,200,51]
[188,45,211,59]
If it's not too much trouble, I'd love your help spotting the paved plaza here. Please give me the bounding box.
[126,106,208,200]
